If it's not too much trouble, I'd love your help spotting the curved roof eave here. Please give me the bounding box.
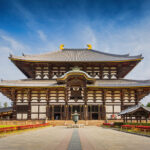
[9,49,143,63]
[57,70,95,82]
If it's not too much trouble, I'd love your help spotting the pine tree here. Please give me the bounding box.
[146,102,150,107]
[3,102,8,108]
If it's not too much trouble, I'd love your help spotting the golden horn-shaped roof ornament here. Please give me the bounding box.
[87,44,92,49]
[60,44,64,50]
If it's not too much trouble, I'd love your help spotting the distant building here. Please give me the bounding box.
[0,45,150,120]
[0,107,13,119]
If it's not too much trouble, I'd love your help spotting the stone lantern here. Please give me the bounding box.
[72,110,80,124]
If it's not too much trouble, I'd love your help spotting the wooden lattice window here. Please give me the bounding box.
[16,105,28,113]
[70,87,82,99]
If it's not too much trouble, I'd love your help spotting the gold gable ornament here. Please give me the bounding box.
[87,44,92,50]
[72,66,80,71]
[60,44,64,50]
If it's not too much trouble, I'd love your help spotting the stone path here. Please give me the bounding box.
[67,129,82,150]
[0,126,73,150]
[0,126,150,150]
[79,127,150,150]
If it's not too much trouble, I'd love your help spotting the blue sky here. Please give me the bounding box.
[0,0,150,106]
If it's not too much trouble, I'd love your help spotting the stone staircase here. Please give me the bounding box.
[48,120,105,126]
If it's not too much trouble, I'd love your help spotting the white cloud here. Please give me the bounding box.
[37,30,47,41]
[80,26,98,49]
[72,19,150,105]
[0,35,24,51]
[0,32,28,105]
[1,3,150,106]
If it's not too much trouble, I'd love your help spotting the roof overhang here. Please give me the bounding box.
[57,69,95,84]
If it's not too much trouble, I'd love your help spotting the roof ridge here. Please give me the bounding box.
[12,48,143,59]
[90,49,142,58]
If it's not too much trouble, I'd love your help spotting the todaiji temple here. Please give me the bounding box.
[0,44,150,120]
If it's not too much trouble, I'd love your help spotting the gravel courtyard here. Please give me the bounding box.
[0,126,150,150]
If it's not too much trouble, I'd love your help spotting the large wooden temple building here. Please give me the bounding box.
[0,45,150,120]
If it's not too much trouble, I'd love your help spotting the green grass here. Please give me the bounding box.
[102,125,150,136]
[120,128,150,136]
[0,125,51,138]
[0,125,18,128]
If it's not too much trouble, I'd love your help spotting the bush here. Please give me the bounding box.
[113,122,124,127]
[124,123,150,126]
[121,125,135,129]
[103,123,114,127]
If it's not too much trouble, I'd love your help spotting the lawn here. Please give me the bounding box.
[102,122,150,137]
[0,125,18,128]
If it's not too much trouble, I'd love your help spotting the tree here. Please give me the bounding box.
[146,102,150,107]
[3,102,8,108]
[0,102,2,108]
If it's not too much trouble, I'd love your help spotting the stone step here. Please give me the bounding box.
[48,120,105,126]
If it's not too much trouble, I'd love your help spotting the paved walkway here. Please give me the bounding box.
[0,126,150,150]
[79,127,150,150]
[0,127,73,150]
[68,129,82,150]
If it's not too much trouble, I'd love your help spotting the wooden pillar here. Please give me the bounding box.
[27,89,31,120]
[13,101,17,120]
[65,87,68,120]
[126,115,128,122]
[146,115,148,123]
[65,105,68,120]
[124,115,125,123]
[84,105,88,120]
[136,116,138,123]
[108,67,111,79]
[84,87,88,120]
[11,89,17,120]
[31,64,35,79]
[135,90,139,105]
[46,89,50,119]
[70,105,73,120]
[102,89,106,120]
[120,90,124,111]
[46,105,50,120]
[99,66,102,79]
[90,105,92,120]
[80,105,82,120]
[98,104,101,120]
[123,115,125,123]
[60,105,62,120]
[52,105,54,120]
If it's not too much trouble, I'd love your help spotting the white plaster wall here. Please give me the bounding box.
[106,105,113,113]
[31,106,38,113]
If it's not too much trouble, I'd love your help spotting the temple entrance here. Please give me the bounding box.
[92,113,98,120]
[54,105,61,120]
[49,104,103,120]
[72,106,80,112]
[54,113,61,120]
[68,105,84,120]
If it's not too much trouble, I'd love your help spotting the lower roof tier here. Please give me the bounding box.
[0,79,150,88]
[0,79,150,101]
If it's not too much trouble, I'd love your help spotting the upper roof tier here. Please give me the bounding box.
[10,49,143,62]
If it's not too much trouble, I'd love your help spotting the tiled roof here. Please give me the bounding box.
[0,79,150,88]
[119,104,150,115]
[91,79,150,87]
[0,107,13,113]
[0,79,62,87]
[10,49,143,62]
